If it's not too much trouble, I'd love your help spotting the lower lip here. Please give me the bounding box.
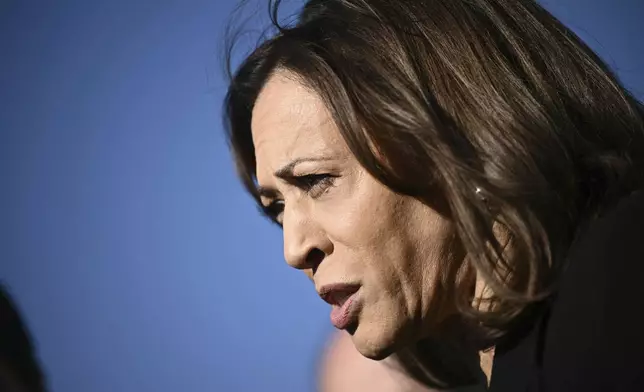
[330,292,360,330]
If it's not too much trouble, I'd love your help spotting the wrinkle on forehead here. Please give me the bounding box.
[251,71,348,180]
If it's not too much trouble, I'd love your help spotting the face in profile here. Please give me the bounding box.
[252,70,465,360]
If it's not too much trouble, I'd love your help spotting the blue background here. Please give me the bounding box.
[1,1,642,391]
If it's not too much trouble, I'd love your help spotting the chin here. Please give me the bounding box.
[348,318,408,361]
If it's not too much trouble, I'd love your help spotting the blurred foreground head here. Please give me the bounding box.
[0,285,47,392]
[319,331,431,392]
[319,331,484,392]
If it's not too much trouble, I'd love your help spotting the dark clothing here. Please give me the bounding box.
[489,190,644,391]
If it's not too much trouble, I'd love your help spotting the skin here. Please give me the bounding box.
[252,70,467,360]
[319,331,488,392]
[319,331,435,392]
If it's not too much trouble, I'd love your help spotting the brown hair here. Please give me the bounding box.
[224,0,644,387]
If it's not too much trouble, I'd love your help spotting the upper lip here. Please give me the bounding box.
[318,283,361,306]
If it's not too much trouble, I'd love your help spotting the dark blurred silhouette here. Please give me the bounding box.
[0,285,47,392]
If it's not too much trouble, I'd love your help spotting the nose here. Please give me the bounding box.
[282,204,331,273]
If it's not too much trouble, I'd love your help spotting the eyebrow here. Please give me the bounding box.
[256,156,335,199]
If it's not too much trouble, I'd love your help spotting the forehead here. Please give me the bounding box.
[251,71,345,175]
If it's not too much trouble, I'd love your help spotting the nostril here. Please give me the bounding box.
[306,248,325,272]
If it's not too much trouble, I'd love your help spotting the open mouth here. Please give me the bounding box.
[318,284,360,306]
[318,284,362,330]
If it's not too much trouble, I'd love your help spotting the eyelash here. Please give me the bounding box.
[295,173,337,197]
[263,174,337,224]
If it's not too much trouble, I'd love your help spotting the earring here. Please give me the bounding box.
[475,186,487,203]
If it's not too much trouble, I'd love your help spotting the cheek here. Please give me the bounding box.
[315,182,397,247]
[315,193,411,292]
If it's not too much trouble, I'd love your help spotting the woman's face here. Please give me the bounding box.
[251,70,464,360]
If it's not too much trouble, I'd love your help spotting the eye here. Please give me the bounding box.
[260,199,284,227]
[258,174,337,226]
[294,173,337,198]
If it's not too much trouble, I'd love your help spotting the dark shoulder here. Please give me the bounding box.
[540,190,644,391]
